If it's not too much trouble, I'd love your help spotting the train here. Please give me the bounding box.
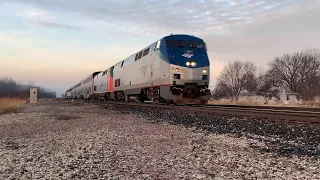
[65,34,211,104]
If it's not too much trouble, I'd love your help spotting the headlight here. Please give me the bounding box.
[186,62,191,66]
[202,69,207,74]
[191,62,196,67]
[175,68,180,72]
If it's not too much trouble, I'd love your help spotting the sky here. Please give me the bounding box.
[1,0,320,96]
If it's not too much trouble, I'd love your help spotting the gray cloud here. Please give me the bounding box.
[3,0,320,88]
[4,0,311,35]
[28,20,83,31]
[204,2,320,68]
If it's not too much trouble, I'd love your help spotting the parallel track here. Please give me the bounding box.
[98,101,320,124]
[205,104,320,112]
[60,98,320,124]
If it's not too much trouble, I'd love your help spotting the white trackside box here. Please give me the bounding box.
[30,88,38,104]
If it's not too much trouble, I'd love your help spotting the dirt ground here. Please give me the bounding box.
[0,99,319,179]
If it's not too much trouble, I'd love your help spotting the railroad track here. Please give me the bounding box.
[205,104,320,112]
[61,98,320,124]
[100,101,320,124]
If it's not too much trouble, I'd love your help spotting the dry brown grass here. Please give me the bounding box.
[0,97,27,114]
[208,99,320,108]
[208,99,265,106]
[298,100,320,108]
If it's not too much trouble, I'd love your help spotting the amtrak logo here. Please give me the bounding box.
[182,50,194,58]
[140,65,148,77]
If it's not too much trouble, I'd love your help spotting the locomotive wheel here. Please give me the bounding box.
[148,87,160,104]
[138,89,147,103]
[118,91,125,102]
[95,94,99,101]
[115,91,125,102]
[104,93,109,101]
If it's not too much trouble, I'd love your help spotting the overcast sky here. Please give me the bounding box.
[1,0,320,96]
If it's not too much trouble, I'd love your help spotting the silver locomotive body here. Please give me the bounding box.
[66,34,210,104]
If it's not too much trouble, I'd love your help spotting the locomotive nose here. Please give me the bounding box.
[184,87,196,98]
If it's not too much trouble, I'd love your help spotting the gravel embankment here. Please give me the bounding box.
[0,100,319,179]
[105,103,320,158]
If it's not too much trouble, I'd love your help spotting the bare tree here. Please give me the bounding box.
[256,75,280,104]
[214,61,258,101]
[0,77,56,98]
[211,81,231,99]
[268,48,320,100]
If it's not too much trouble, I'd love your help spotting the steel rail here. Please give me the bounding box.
[205,104,320,112]
[60,99,320,124]
[100,101,320,124]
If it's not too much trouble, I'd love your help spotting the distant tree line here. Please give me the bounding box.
[0,77,56,98]
[212,48,320,103]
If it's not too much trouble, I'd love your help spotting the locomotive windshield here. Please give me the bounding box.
[166,40,185,48]
[166,40,205,49]
[187,42,205,48]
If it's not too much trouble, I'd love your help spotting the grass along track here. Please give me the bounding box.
[0,97,27,115]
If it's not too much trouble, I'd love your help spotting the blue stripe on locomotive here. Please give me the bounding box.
[158,34,210,68]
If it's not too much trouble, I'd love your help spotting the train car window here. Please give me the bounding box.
[143,47,150,56]
[155,40,161,50]
[187,42,205,48]
[135,54,138,61]
[138,51,143,59]
[84,77,91,83]
[166,40,185,48]
[115,79,119,87]
[114,79,120,87]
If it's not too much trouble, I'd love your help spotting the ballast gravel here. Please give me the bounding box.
[0,100,319,179]
[105,103,320,158]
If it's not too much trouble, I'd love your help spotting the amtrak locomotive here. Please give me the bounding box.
[66,34,211,104]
